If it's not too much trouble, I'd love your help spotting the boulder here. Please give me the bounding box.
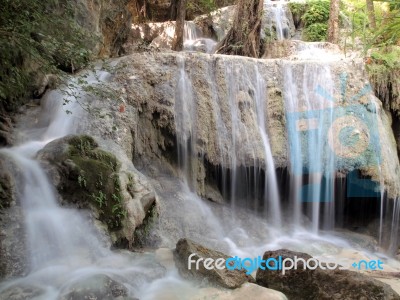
[174,238,253,289]
[37,134,157,248]
[256,249,400,300]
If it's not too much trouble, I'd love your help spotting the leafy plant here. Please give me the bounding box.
[304,23,328,41]
[289,2,308,28]
[92,190,107,208]
[288,0,330,42]
[302,0,330,25]
[0,0,94,110]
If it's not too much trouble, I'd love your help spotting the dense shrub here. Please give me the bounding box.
[288,0,330,42]
[0,0,94,111]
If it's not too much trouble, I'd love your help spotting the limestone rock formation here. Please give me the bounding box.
[99,51,400,200]
[256,249,400,300]
[37,135,157,248]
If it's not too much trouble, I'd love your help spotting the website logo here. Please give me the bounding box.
[286,72,381,202]
[188,253,384,275]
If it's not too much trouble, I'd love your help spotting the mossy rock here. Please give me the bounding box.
[59,135,126,230]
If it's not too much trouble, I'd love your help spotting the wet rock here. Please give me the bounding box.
[0,114,13,146]
[37,134,157,248]
[0,284,45,300]
[174,238,253,289]
[106,51,400,200]
[58,274,131,300]
[0,154,28,280]
[256,249,400,300]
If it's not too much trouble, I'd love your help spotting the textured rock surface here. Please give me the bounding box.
[72,0,133,57]
[37,134,157,248]
[58,274,130,300]
[100,51,400,199]
[174,238,253,289]
[0,154,28,280]
[256,249,400,300]
[130,2,296,51]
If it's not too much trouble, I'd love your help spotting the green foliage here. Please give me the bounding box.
[288,0,330,42]
[289,2,308,27]
[304,23,328,41]
[0,0,94,110]
[302,1,330,26]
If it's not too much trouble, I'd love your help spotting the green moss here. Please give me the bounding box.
[65,135,125,230]
[366,46,400,114]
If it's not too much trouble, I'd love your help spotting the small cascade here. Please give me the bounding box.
[174,56,197,188]
[183,21,217,54]
[283,63,337,232]
[270,2,286,40]
[0,71,191,299]
[263,0,293,41]
[173,56,282,227]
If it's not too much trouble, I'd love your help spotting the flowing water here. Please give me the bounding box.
[2,8,400,300]
[0,72,199,299]
[184,21,217,54]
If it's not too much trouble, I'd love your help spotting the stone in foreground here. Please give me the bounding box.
[256,249,400,300]
[174,238,253,289]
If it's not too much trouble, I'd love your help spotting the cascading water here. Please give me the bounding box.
[269,2,286,40]
[283,63,337,232]
[173,56,282,229]
[0,72,201,299]
[183,21,217,54]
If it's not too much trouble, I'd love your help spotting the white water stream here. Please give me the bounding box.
[1,5,400,299]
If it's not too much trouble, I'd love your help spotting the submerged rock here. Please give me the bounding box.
[0,284,45,300]
[256,249,400,300]
[174,238,253,289]
[58,274,131,300]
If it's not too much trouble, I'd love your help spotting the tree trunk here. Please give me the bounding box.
[327,0,340,44]
[134,0,149,23]
[169,0,178,20]
[172,0,186,51]
[215,0,264,58]
[366,0,376,29]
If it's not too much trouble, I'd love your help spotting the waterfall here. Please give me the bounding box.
[271,2,286,40]
[0,71,196,299]
[283,63,336,232]
[183,21,217,54]
[173,56,282,228]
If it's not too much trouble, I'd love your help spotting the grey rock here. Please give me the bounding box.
[37,134,158,249]
[58,274,129,300]
[256,249,400,300]
[0,154,28,280]
[0,284,45,300]
[174,238,254,289]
